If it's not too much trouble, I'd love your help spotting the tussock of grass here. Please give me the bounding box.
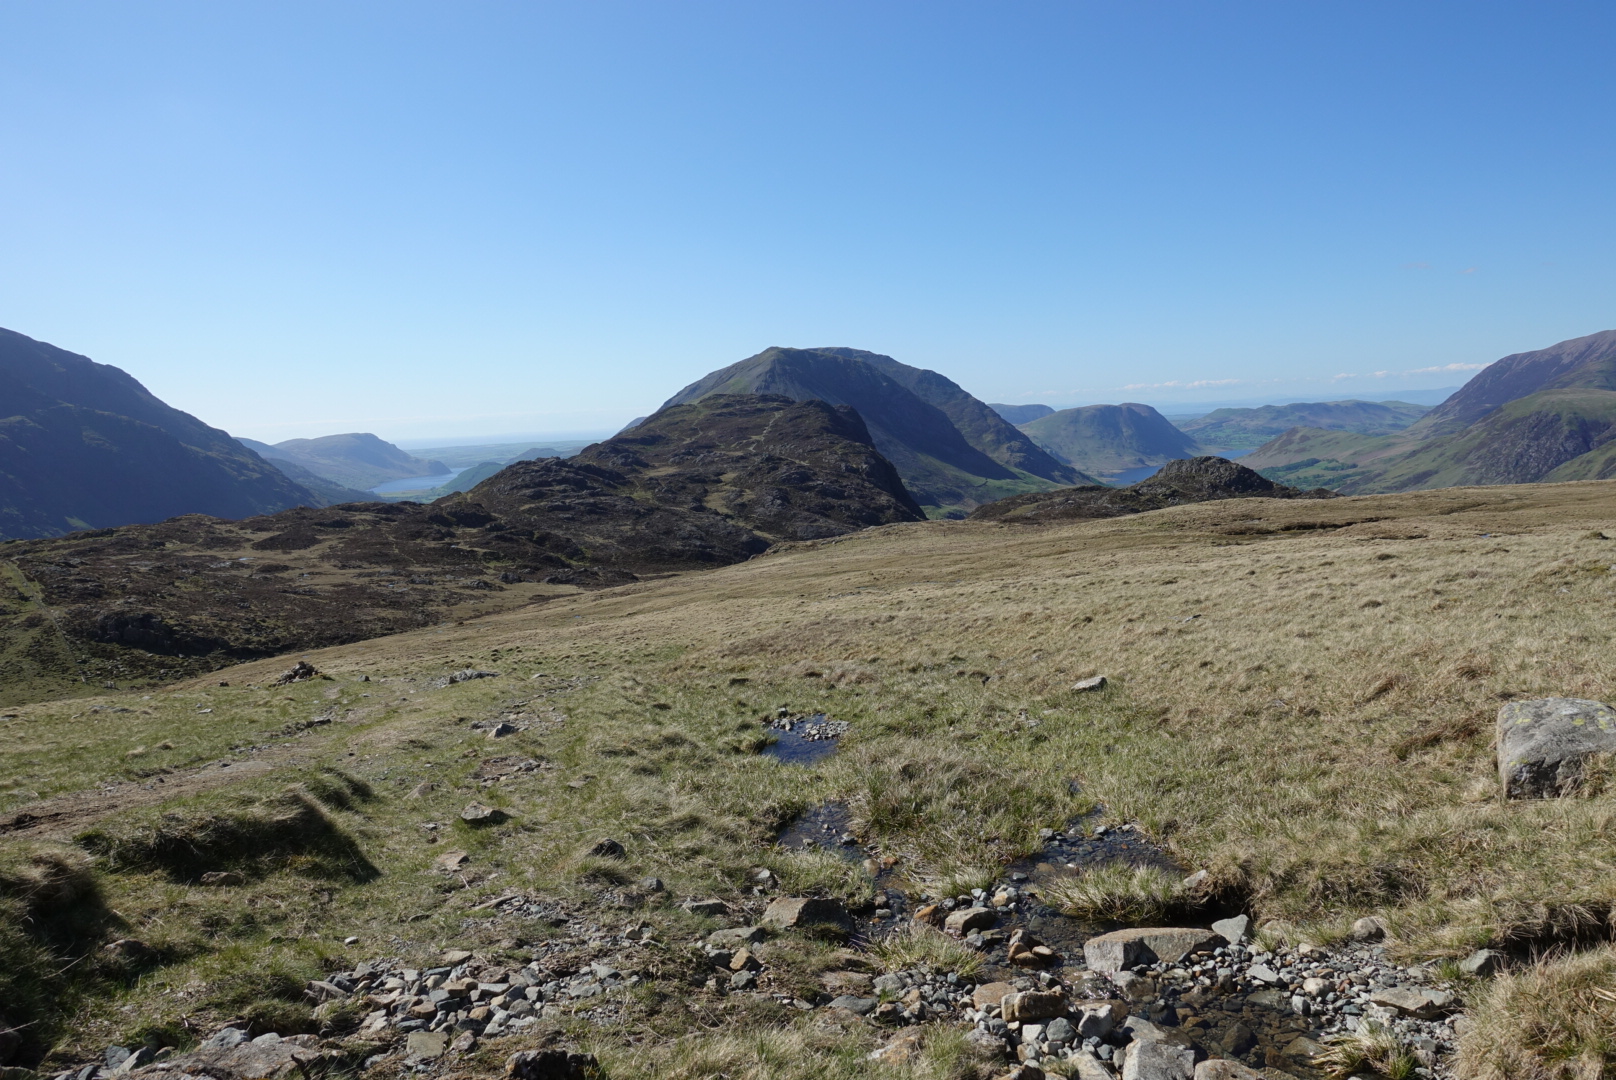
[77,788,377,883]
[1043,863,1190,925]
[869,924,984,979]
[1315,1022,1419,1079]
[1457,945,1616,1080]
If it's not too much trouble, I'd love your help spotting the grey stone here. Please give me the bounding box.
[873,973,905,993]
[762,896,849,929]
[707,926,766,948]
[1459,949,1505,977]
[641,876,665,892]
[1083,928,1222,972]
[587,838,625,859]
[460,802,503,823]
[1349,915,1387,942]
[1070,1050,1118,1080]
[683,898,731,917]
[1210,915,1250,944]
[1369,986,1455,1018]
[199,1027,249,1051]
[1072,676,1108,692]
[730,970,757,990]
[1045,1017,1075,1046]
[1121,1016,1165,1043]
[1120,1038,1194,1080]
[1076,1002,1122,1039]
[1497,697,1616,798]
[827,995,878,1015]
[103,1049,131,1071]
[945,906,997,934]
[1247,964,1280,984]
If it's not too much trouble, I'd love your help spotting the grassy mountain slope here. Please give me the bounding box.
[0,328,318,539]
[665,347,1093,516]
[1246,332,1616,494]
[1018,402,1201,476]
[988,402,1054,424]
[261,433,449,491]
[5,480,1616,1078]
[1180,399,1428,449]
[0,394,921,698]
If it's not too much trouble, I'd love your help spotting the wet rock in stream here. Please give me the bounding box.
[761,711,847,764]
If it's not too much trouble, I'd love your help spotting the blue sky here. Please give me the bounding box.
[2,1,1614,442]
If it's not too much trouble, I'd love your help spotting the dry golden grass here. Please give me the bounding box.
[1458,945,1616,1079]
[9,479,1616,1074]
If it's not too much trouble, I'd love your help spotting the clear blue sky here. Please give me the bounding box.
[2,1,1613,442]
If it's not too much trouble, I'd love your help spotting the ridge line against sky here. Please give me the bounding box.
[2,1,1613,442]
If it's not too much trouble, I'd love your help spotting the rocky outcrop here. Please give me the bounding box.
[969,457,1336,523]
[1497,697,1616,798]
[0,394,922,701]
[663,346,1094,512]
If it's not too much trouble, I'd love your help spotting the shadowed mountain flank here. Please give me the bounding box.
[0,328,317,539]
[0,394,921,699]
[968,456,1335,523]
[664,347,1092,514]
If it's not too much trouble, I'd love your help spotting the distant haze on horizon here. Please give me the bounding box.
[2,1,1612,442]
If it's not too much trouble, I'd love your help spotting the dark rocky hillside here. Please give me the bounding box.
[0,328,317,539]
[969,456,1335,523]
[664,347,1092,514]
[0,394,921,699]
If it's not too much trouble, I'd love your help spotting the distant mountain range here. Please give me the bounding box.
[988,403,1055,425]
[239,433,448,491]
[0,328,317,539]
[1179,399,1429,450]
[1018,402,1203,477]
[665,347,1094,515]
[1244,330,1616,492]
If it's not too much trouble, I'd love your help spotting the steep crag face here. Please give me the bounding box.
[0,394,921,698]
[0,328,317,538]
[664,346,1091,514]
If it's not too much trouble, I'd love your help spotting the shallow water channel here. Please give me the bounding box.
[771,811,1326,1077]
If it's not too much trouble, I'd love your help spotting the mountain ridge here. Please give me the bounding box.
[0,328,317,539]
[664,346,1093,514]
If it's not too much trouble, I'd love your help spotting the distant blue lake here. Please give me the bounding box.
[369,469,465,494]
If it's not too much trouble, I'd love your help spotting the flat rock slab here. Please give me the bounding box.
[158,1036,322,1079]
[973,981,1016,1008]
[944,906,996,934]
[1498,697,1616,798]
[1369,986,1456,1018]
[1121,1038,1195,1080]
[407,1030,449,1061]
[762,896,849,929]
[1084,927,1223,972]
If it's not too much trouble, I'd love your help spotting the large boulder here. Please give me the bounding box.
[160,1034,323,1080]
[1121,1038,1196,1080]
[1194,1061,1263,1080]
[1497,697,1616,798]
[1083,928,1222,973]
